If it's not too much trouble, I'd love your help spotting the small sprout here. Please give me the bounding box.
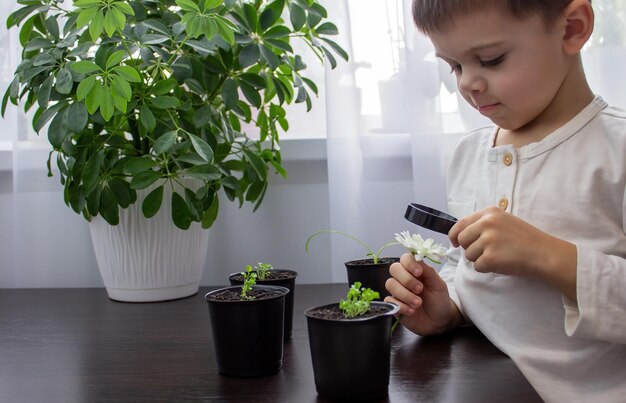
[255,262,273,281]
[240,264,257,300]
[339,282,380,318]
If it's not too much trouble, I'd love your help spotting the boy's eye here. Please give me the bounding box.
[480,54,505,67]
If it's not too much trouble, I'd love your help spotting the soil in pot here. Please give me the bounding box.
[345,257,399,300]
[305,301,399,401]
[205,285,289,377]
[229,269,297,341]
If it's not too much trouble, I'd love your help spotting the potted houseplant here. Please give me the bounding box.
[205,264,290,377]
[305,281,400,400]
[2,0,347,301]
[305,229,401,300]
[228,262,297,340]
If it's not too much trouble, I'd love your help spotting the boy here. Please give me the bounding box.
[385,1,626,401]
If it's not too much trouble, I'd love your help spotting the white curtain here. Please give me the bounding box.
[322,0,626,281]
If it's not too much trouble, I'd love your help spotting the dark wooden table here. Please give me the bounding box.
[0,284,541,402]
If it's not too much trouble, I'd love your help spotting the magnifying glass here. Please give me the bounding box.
[404,203,458,235]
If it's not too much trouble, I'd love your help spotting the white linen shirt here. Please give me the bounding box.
[440,96,626,403]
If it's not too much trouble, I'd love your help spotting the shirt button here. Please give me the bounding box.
[503,153,513,166]
[498,198,509,210]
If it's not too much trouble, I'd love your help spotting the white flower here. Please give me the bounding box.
[395,231,447,263]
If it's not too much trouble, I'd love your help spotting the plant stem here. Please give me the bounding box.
[391,317,401,333]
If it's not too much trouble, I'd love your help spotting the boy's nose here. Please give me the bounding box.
[457,69,487,93]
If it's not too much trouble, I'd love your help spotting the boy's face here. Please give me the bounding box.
[429,5,569,131]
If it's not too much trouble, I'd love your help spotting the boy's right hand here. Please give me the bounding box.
[384,253,462,336]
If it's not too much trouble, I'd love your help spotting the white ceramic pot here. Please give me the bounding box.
[89,181,209,302]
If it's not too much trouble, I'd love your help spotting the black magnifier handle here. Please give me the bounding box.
[404,203,458,235]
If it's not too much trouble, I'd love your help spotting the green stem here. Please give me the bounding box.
[305,230,375,259]
[391,317,401,333]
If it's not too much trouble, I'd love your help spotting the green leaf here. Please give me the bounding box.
[289,2,306,31]
[130,170,162,190]
[103,9,118,37]
[111,75,132,100]
[260,1,284,31]
[188,134,214,162]
[172,191,192,229]
[111,66,141,82]
[245,177,265,201]
[106,50,126,69]
[113,2,135,15]
[154,131,177,155]
[203,0,223,10]
[148,96,181,109]
[37,75,53,108]
[322,46,337,69]
[203,18,217,40]
[239,44,260,68]
[124,157,157,174]
[89,10,104,41]
[239,73,266,89]
[76,6,98,29]
[67,102,88,132]
[83,152,102,194]
[86,184,102,216]
[242,3,259,33]
[99,185,119,225]
[85,82,102,114]
[55,68,74,94]
[74,0,101,6]
[239,81,261,108]
[139,104,156,131]
[215,18,234,44]
[111,7,126,31]
[263,25,290,39]
[142,185,164,218]
[111,92,126,113]
[222,78,238,110]
[141,33,169,44]
[186,164,221,180]
[243,148,267,180]
[32,53,56,67]
[109,178,132,208]
[100,87,114,120]
[18,15,35,47]
[320,37,349,61]
[142,19,169,35]
[176,0,201,12]
[150,79,177,95]
[201,193,219,229]
[45,15,60,40]
[71,60,101,74]
[76,75,97,101]
[259,44,280,69]
[315,22,338,35]
[47,108,69,149]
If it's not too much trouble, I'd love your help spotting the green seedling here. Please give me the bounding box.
[240,264,257,300]
[339,282,380,318]
[255,262,273,281]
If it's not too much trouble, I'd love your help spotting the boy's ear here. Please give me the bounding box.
[561,0,594,54]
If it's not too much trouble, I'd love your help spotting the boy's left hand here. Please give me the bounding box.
[448,207,575,284]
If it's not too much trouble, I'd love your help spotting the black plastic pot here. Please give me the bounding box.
[344,257,399,300]
[305,301,400,400]
[229,269,297,341]
[205,285,289,377]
